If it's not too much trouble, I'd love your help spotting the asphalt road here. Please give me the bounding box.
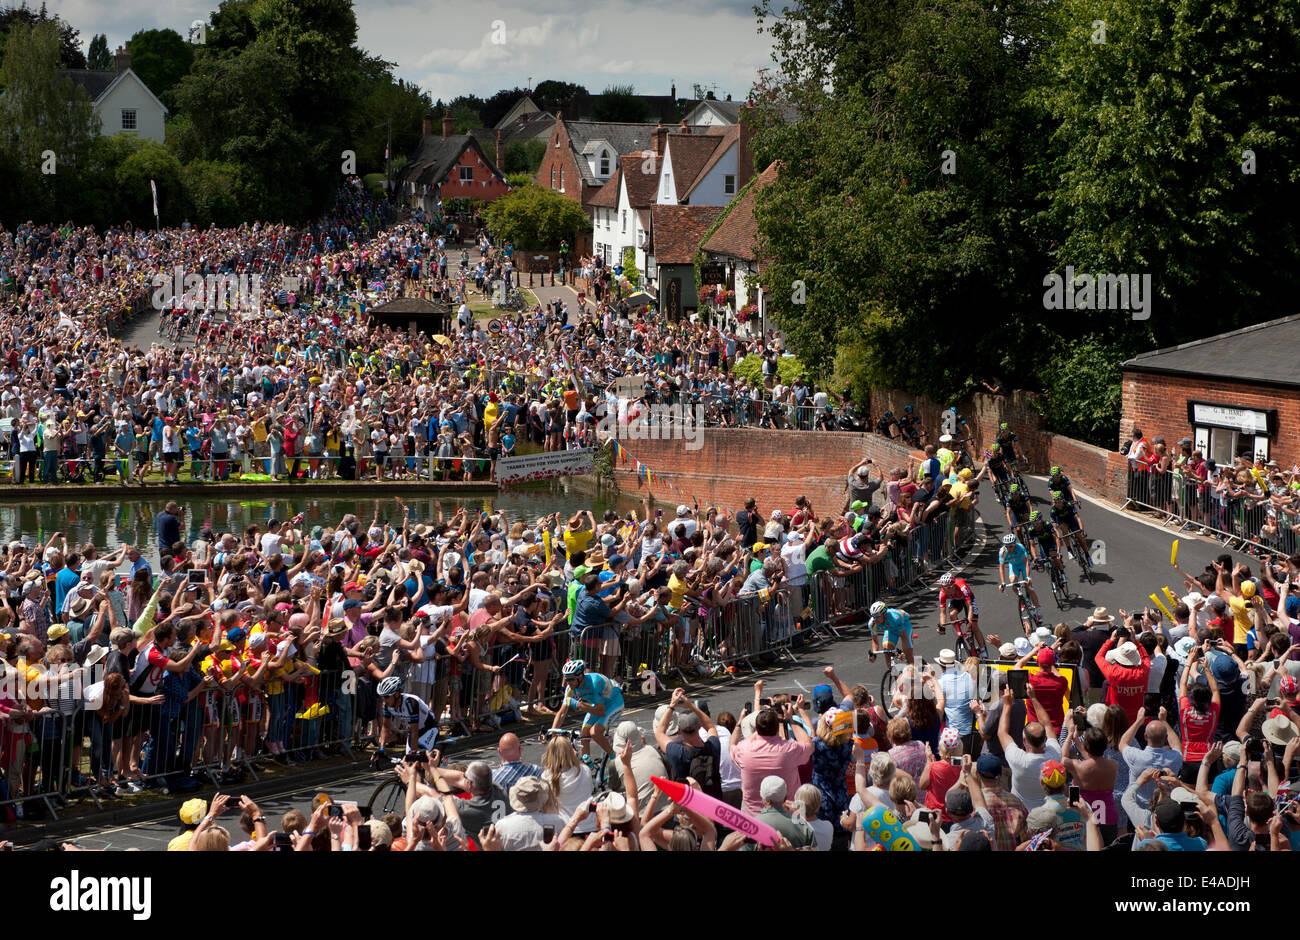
[57,472,1253,850]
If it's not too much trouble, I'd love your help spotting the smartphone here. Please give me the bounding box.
[1068,785,1080,807]
[759,697,772,708]
[1007,669,1029,699]
[542,825,555,844]
[602,831,614,843]
[588,800,597,813]
[273,832,292,851]
[1245,736,1265,760]
[1143,692,1162,713]
[187,568,205,585]
[408,750,426,764]
[356,826,371,851]
[328,803,343,819]
[918,810,932,824]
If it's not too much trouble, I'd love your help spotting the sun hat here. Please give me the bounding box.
[602,792,633,825]
[653,704,679,736]
[998,641,1017,659]
[508,776,552,814]
[1086,607,1114,625]
[179,798,208,825]
[1086,703,1108,729]
[47,624,69,642]
[83,645,108,669]
[939,727,961,750]
[1013,636,1032,657]
[935,648,957,667]
[1171,636,1197,664]
[1031,625,1054,646]
[1106,642,1141,667]
[1262,713,1299,746]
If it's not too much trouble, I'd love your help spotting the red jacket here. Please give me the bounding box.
[1096,636,1150,725]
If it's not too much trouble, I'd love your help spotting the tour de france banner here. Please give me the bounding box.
[976,662,1077,729]
[497,449,595,485]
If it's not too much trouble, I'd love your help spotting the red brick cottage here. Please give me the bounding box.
[398,112,509,216]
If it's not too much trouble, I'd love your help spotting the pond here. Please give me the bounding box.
[0,482,639,567]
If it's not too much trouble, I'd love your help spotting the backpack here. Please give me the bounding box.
[673,739,722,798]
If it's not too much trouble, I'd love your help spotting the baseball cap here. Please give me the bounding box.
[812,684,835,714]
[945,787,974,817]
[1280,675,1299,699]
[1036,648,1057,668]
[343,581,363,593]
[976,754,1002,779]
[342,599,362,611]
[1153,799,1186,832]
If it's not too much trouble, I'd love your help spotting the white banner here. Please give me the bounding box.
[497,449,594,485]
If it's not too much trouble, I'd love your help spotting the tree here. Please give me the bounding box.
[86,32,109,70]
[352,53,431,175]
[502,138,545,174]
[126,29,194,105]
[483,184,589,250]
[533,78,586,106]
[0,20,95,219]
[591,84,648,122]
[116,138,183,224]
[0,2,85,70]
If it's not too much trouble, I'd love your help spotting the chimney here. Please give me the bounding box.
[653,123,667,158]
[671,81,676,100]
[678,120,690,135]
[495,130,503,169]
[737,104,755,190]
[442,108,454,138]
[114,45,131,73]
[422,115,433,138]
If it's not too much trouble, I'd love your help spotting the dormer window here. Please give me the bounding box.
[600,151,610,176]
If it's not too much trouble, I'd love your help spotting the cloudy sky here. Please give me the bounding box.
[48,0,779,102]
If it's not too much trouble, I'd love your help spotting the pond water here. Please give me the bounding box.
[0,482,637,567]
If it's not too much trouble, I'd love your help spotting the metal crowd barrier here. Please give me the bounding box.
[1125,466,1283,553]
[0,512,968,823]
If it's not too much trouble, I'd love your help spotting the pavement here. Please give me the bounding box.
[36,469,1257,850]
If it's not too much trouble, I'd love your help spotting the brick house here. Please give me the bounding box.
[647,204,724,320]
[535,115,660,255]
[397,112,509,216]
[1121,315,1300,467]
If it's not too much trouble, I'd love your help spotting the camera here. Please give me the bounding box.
[328,804,343,819]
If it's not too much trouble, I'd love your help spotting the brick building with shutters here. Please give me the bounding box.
[1120,315,1300,468]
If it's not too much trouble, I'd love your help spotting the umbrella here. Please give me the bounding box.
[430,334,451,347]
[625,291,653,307]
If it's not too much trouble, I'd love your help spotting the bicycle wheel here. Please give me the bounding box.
[880,662,896,718]
[955,635,970,663]
[365,777,405,818]
[1017,596,1030,634]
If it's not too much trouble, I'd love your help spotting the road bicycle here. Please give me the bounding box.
[1061,523,1095,585]
[1003,578,1046,636]
[947,617,987,663]
[1036,552,1071,609]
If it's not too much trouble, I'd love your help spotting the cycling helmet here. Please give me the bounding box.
[1001,533,1018,545]
[937,573,954,587]
[1000,422,1008,430]
[904,405,913,413]
[990,443,1001,453]
[1009,483,1019,493]
[1049,466,1060,476]
[869,601,887,618]
[561,659,586,679]
[376,676,402,697]
[1051,490,1064,501]
[1029,510,1041,521]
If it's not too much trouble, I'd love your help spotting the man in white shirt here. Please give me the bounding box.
[996,683,1062,811]
[493,777,567,851]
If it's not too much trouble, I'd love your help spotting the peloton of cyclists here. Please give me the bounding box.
[1005,482,1032,536]
[1025,509,1065,578]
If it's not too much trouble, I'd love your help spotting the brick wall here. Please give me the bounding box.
[533,117,597,255]
[868,386,1051,470]
[609,428,919,515]
[1121,371,1300,465]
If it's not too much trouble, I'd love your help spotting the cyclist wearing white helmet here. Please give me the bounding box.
[936,571,985,654]
[997,532,1041,619]
[377,677,440,759]
[866,600,913,666]
[553,658,623,758]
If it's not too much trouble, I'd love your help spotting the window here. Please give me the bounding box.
[550,166,556,188]
[560,167,565,191]
[459,165,473,182]
[724,174,736,195]
[121,109,137,131]
[600,151,610,176]
[622,210,627,233]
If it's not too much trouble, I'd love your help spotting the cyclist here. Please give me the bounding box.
[997,532,1042,629]
[996,422,1019,466]
[1004,482,1032,536]
[376,676,440,763]
[985,443,1013,500]
[1047,490,1085,558]
[1025,509,1064,577]
[866,600,914,667]
[936,572,986,654]
[553,659,623,759]
[1047,465,1076,504]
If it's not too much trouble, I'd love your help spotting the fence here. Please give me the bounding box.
[0,512,967,822]
[1124,466,1287,554]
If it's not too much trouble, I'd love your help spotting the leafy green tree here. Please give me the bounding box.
[86,32,109,70]
[483,184,589,250]
[116,138,183,224]
[533,79,586,108]
[502,138,545,174]
[1034,335,1128,447]
[126,29,194,105]
[0,20,95,219]
[353,54,431,175]
[621,247,639,289]
[591,84,648,122]
[180,159,246,226]
[505,171,534,189]
[0,2,85,70]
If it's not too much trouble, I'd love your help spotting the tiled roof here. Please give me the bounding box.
[398,134,505,189]
[619,153,660,208]
[59,69,117,102]
[651,205,724,265]
[564,122,660,185]
[589,168,621,208]
[700,160,781,261]
[664,130,728,201]
[682,125,739,201]
[1123,314,1300,388]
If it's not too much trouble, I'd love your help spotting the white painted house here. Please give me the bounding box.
[61,47,167,144]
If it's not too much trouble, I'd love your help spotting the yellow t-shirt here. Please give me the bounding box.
[252,419,269,443]
[562,528,593,558]
[949,480,972,511]
[167,831,193,852]
[1228,596,1252,646]
[668,573,689,610]
[484,401,500,427]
